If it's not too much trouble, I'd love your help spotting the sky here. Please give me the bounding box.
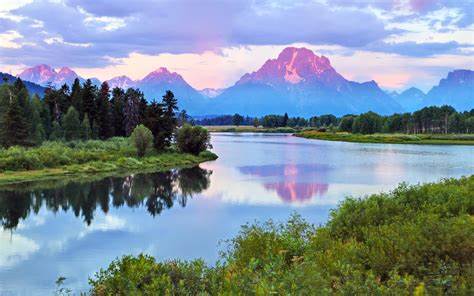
[0,0,473,92]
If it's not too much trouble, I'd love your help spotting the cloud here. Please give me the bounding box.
[0,0,393,67]
[365,41,466,57]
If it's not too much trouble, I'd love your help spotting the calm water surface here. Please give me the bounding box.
[1,133,473,295]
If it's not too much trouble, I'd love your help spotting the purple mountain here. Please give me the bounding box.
[391,87,426,112]
[424,70,473,111]
[18,65,100,87]
[211,47,402,116]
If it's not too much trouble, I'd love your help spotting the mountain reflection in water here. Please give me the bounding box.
[0,167,211,230]
[238,164,330,203]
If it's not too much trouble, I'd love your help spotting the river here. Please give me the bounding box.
[0,133,473,295]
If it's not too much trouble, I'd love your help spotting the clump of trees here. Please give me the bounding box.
[176,125,211,155]
[0,78,210,155]
[196,106,474,135]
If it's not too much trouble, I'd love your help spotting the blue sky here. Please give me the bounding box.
[0,0,473,91]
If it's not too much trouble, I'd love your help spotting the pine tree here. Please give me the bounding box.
[62,106,81,141]
[31,95,46,145]
[124,88,141,136]
[70,78,83,118]
[82,79,97,127]
[81,115,92,140]
[96,82,113,139]
[145,101,165,150]
[111,87,126,137]
[161,90,178,147]
[50,121,64,141]
[1,95,30,147]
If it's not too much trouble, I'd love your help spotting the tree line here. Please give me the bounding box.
[197,107,474,134]
[0,77,187,149]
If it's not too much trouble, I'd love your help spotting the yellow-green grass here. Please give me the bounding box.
[295,131,474,145]
[204,125,296,133]
[0,151,217,186]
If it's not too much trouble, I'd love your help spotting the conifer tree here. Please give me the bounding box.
[1,95,30,147]
[62,106,81,141]
[161,90,178,147]
[81,115,92,140]
[49,120,63,141]
[70,78,83,118]
[96,82,113,139]
[145,101,165,150]
[111,87,126,137]
[124,88,141,136]
[81,79,97,127]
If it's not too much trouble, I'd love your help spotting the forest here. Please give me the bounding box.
[0,77,193,149]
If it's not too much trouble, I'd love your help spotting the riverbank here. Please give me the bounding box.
[0,139,217,185]
[295,131,474,145]
[88,175,474,295]
[204,125,296,133]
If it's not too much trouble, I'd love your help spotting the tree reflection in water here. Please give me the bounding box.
[0,166,212,230]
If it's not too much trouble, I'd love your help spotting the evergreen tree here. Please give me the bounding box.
[62,107,81,141]
[1,95,30,147]
[161,90,178,147]
[31,95,46,145]
[82,79,97,127]
[124,88,141,136]
[96,82,113,139]
[81,115,92,140]
[144,101,165,150]
[70,78,83,118]
[139,96,148,125]
[50,120,63,141]
[111,87,126,137]
[283,112,289,127]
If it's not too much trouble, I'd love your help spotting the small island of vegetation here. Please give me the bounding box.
[87,176,473,295]
[0,78,216,185]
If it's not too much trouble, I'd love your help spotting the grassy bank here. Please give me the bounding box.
[204,125,296,133]
[296,130,474,145]
[0,138,217,185]
[88,176,473,295]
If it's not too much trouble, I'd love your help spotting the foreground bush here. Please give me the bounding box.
[176,125,211,155]
[89,176,474,295]
[130,125,153,157]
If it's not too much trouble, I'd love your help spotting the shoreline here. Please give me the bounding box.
[204,125,296,133]
[0,151,218,186]
[295,131,474,146]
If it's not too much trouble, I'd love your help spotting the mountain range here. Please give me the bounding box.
[5,47,473,116]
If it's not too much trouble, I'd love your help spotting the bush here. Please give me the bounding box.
[130,125,153,157]
[89,176,474,295]
[176,125,211,155]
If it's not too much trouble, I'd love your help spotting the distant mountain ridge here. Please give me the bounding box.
[18,64,101,88]
[210,47,402,116]
[1,72,46,96]
[14,48,474,115]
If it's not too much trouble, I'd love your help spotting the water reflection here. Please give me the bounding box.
[0,167,211,230]
[238,164,330,203]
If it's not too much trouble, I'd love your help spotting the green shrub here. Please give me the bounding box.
[176,125,211,155]
[130,125,153,157]
[89,176,474,295]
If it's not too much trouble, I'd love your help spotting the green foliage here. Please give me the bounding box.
[62,107,81,141]
[176,125,211,155]
[352,111,384,134]
[130,125,153,157]
[89,176,474,295]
